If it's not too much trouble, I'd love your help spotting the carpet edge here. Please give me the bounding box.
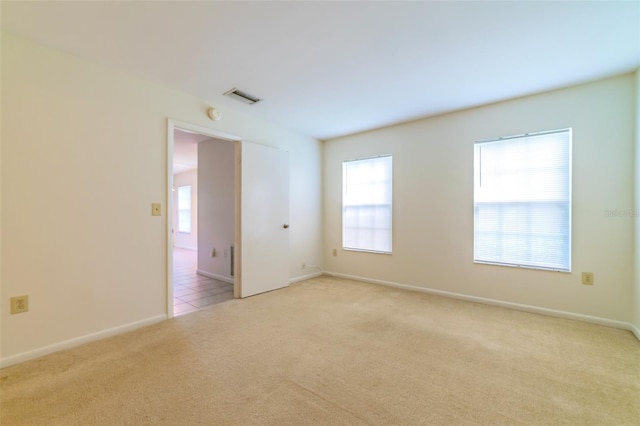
[0,314,167,368]
[324,271,638,340]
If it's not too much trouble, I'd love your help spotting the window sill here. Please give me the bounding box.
[343,248,392,255]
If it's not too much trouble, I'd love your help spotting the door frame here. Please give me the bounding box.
[166,119,242,318]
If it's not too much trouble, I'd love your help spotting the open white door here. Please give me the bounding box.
[238,141,289,298]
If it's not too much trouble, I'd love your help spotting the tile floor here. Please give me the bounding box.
[173,248,235,316]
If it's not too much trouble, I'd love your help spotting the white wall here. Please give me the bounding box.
[197,139,235,282]
[173,169,198,250]
[324,73,636,324]
[0,33,323,365]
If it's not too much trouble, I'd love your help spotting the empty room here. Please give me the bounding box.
[1,1,639,425]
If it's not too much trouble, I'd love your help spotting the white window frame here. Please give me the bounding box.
[342,155,393,254]
[177,185,192,234]
[474,129,572,272]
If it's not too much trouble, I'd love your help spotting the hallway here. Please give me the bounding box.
[173,248,234,316]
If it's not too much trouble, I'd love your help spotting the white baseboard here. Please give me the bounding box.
[196,269,234,284]
[290,271,324,284]
[0,315,166,369]
[324,271,638,337]
[632,324,640,341]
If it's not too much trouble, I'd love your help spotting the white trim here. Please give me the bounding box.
[166,119,243,319]
[0,315,166,368]
[475,127,571,144]
[631,324,640,341]
[196,269,234,284]
[166,120,175,319]
[234,143,242,299]
[343,153,393,163]
[173,245,197,251]
[290,271,324,284]
[169,119,241,143]
[324,271,638,336]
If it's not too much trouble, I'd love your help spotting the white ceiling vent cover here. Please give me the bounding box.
[223,87,261,105]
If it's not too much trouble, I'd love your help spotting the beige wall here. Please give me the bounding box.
[173,169,198,250]
[0,33,323,365]
[197,139,235,281]
[324,73,636,323]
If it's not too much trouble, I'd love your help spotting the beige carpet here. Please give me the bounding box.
[1,276,639,425]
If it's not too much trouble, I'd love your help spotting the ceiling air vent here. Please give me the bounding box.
[223,87,261,105]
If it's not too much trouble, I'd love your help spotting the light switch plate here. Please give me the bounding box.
[152,203,161,216]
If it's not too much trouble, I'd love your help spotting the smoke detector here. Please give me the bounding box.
[223,87,261,105]
[207,107,221,121]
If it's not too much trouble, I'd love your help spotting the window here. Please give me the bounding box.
[342,155,392,253]
[177,185,192,233]
[474,129,571,271]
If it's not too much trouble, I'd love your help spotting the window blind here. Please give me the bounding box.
[474,129,571,271]
[343,156,392,253]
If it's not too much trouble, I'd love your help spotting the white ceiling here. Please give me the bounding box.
[2,1,639,141]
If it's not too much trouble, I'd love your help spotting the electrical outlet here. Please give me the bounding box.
[582,272,594,285]
[332,248,337,257]
[10,295,29,314]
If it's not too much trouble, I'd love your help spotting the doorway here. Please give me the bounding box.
[172,129,236,316]
[168,122,239,317]
[167,119,291,318]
